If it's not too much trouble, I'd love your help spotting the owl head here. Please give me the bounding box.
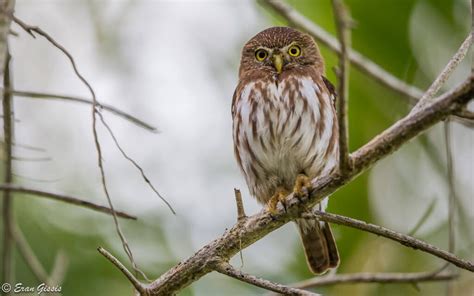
[239,27,324,80]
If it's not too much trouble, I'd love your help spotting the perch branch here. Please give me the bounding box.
[6,89,157,132]
[137,76,473,295]
[0,184,136,219]
[214,262,320,296]
[331,0,351,173]
[303,211,473,271]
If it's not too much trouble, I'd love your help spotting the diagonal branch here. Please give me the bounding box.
[214,262,320,296]
[6,89,158,131]
[0,184,136,219]
[137,76,473,295]
[331,0,351,173]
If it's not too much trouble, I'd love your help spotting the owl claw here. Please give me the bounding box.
[266,187,289,215]
[293,174,312,201]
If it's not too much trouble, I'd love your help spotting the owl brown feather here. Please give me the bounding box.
[232,27,339,274]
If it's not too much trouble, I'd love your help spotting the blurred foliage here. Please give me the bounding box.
[1,0,472,296]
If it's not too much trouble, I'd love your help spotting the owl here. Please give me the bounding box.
[232,27,339,274]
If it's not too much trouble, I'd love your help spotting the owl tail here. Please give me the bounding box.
[297,220,339,274]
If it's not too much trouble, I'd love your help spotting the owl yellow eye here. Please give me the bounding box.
[288,45,301,57]
[255,49,268,61]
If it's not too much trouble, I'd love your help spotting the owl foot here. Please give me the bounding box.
[267,187,290,215]
[293,174,312,201]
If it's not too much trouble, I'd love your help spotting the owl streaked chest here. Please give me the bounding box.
[233,75,337,189]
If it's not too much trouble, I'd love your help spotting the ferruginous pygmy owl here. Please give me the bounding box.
[232,27,339,274]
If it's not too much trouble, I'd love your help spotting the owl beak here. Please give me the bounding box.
[272,54,283,74]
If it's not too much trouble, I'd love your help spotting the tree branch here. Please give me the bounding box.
[136,76,472,295]
[0,184,136,219]
[303,211,473,271]
[331,0,351,173]
[214,262,320,296]
[6,89,158,132]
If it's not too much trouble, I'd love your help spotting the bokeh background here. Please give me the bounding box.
[2,0,473,295]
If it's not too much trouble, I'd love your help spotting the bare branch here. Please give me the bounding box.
[215,262,320,296]
[260,0,474,123]
[288,271,457,289]
[303,211,473,271]
[413,34,472,111]
[138,76,473,295]
[331,0,351,173]
[0,184,136,219]
[7,89,158,132]
[97,247,147,295]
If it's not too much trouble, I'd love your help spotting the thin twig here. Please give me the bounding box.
[303,211,474,271]
[288,271,457,289]
[97,247,147,295]
[6,89,158,132]
[260,0,474,123]
[331,0,351,173]
[98,112,175,214]
[13,15,147,280]
[413,34,473,111]
[0,183,136,219]
[215,262,319,296]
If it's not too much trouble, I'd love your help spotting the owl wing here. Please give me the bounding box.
[322,76,337,109]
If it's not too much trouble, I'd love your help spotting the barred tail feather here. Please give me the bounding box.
[297,221,339,274]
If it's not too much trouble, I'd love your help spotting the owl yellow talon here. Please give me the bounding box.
[293,174,312,199]
[267,187,289,214]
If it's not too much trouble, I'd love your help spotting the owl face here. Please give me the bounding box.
[239,27,324,79]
